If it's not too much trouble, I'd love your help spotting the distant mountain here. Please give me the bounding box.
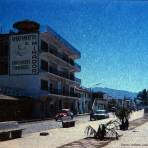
[92,87,137,100]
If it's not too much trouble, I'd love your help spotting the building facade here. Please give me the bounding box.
[75,87,92,114]
[0,20,81,118]
[92,92,109,111]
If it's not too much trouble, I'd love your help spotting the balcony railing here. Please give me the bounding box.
[74,77,81,83]
[50,88,80,98]
[74,63,81,71]
[58,71,69,79]
[42,46,81,70]
[49,67,58,75]
[41,26,81,57]
[48,67,81,83]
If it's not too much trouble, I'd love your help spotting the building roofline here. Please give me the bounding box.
[75,86,90,93]
[41,26,81,57]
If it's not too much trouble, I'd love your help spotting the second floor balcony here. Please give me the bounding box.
[49,88,80,98]
[48,66,81,84]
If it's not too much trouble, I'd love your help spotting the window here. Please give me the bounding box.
[0,62,8,75]
[70,73,74,80]
[41,40,48,52]
[0,38,9,75]
[41,60,48,71]
[49,62,58,74]
[70,59,74,65]
[49,81,58,94]
[70,87,74,93]
[0,38,8,57]
[50,83,53,90]
[41,80,48,90]
[61,53,69,62]
[49,45,58,55]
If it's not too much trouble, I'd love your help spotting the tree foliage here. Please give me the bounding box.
[137,89,148,105]
[115,106,132,130]
[85,120,120,140]
[108,99,117,110]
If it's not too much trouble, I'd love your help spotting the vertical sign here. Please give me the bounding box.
[10,33,39,75]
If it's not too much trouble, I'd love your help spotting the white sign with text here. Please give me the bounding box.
[10,33,39,75]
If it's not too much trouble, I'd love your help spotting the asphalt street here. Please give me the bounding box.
[20,115,91,135]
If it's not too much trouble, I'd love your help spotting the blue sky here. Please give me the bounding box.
[1,0,148,92]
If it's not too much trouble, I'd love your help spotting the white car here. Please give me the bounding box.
[90,109,109,121]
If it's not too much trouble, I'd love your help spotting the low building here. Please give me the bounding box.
[92,92,109,111]
[75,87,92,114]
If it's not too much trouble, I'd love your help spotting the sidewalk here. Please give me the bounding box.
[104,121,148,148]
[0,118,112,148]
[0,110,144,148]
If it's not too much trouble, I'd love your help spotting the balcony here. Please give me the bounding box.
[49,67,58,75]
[48,67,81,84]
[50,88,80,98]
[40,26,81,58]
[58,71,69,79]
[42,45,81,71]
[74,77,81,84]
[49,46,69,63]
[71,62,81,71]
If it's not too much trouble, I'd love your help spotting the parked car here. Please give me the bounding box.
[111,107,117,112]
[55,109,74,121]
[90,109,109,121]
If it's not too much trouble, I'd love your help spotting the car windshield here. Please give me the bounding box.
[95,110,106,114]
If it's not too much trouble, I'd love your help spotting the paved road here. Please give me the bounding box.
[20,115,91,135]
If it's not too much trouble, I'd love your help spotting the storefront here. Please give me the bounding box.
[0,95,33,121]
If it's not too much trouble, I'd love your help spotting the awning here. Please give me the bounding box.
[39,93,80,101]
[0,95,19,101]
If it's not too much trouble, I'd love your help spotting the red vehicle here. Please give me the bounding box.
[55,109,74,121]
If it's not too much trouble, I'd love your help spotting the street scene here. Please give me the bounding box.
[1,0,148,148]
[0,110,146,148]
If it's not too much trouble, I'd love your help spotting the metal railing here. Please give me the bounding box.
[74,77,81,83]
[50,88,80,98]
[40,25,81,57]
[42,46,81,70]
[74,63,81,70]
[48,67,81,83]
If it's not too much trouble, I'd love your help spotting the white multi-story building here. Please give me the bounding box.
[0,20,81,118]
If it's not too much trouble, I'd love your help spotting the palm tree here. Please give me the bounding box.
[137,89,148,106]
[85,120,120,140]
[115,106,132,130]
[108,99,117,111]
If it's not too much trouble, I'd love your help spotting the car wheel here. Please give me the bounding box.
[90,116,92,121]
[90,117,94,121]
